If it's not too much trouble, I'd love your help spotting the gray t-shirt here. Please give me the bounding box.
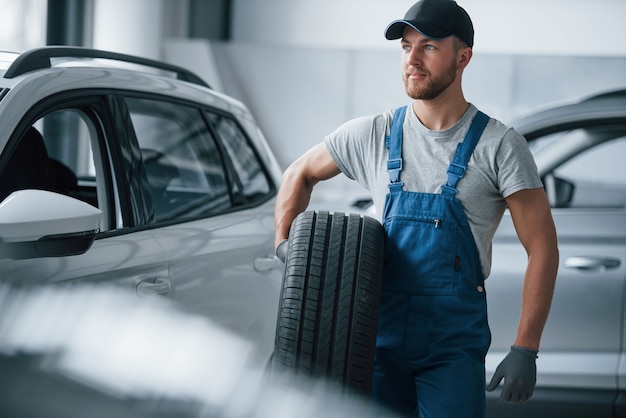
[324,103,543,278]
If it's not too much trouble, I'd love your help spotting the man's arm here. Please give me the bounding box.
[486,187,559,403]
[274,143,341,248]
[506,187,559,350]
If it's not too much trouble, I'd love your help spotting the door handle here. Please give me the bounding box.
[563,256,621,271]
[136,277,171,297]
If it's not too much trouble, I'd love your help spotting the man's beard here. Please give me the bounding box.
[404,59,457,100]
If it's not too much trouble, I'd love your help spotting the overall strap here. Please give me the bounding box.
[441,111,490,196]
[386,106,407,192]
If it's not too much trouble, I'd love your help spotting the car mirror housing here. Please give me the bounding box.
[0,190,102,260]
[544,174,575,208]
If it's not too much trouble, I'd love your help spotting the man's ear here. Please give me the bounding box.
[457,47,472,70]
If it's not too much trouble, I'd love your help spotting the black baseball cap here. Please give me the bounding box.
[384,0,474,47]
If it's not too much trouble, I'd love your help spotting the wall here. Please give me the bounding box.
[0,0,47,51]
[230,0,626,57]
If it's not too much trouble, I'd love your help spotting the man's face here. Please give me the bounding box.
[400,27,461,100]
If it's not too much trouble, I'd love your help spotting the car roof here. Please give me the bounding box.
[0,46,209,88]
[0,47,241,111]
[513,90,626,140]
[0,46,254,151]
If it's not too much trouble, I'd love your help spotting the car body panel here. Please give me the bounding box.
[0,229,168,287]
[149,204,282,368]
[489,210,626,390]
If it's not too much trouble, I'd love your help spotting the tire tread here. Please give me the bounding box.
[273,211,384,394]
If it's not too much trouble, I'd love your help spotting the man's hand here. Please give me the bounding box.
[276,239,288,263]
[486,345,538,404]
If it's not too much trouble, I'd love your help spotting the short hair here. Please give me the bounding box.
[453,35,470,50]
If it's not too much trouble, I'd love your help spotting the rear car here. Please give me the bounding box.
[487,90,626,417]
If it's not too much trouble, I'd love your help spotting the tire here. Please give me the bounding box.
[272,210,385,395]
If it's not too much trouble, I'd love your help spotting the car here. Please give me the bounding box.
[0,46,285,371]
[486,90,626,417]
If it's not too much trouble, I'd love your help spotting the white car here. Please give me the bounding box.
[0,47,284,370]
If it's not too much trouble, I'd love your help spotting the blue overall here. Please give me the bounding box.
[372,107,492,418]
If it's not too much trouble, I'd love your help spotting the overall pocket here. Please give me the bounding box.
[383,215,460,295]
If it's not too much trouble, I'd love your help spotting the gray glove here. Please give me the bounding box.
[486,345,538,404]
[275,239,288,263]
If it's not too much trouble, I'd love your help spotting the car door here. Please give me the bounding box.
[487,126,626,418]
[120,95,283,370]
[0,94,169,297]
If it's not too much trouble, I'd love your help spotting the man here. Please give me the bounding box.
[274,0,559,416]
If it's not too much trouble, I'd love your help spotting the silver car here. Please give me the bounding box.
[487,90,626,417]
[0,47,284,371]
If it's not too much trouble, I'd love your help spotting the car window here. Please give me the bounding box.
[544,131,626,209]
[0,108,109,226]
[125,97,231,223]
[205,112,271,200]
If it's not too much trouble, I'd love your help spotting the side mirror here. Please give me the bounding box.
[544,174,575,208]
[0,190,102,259]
